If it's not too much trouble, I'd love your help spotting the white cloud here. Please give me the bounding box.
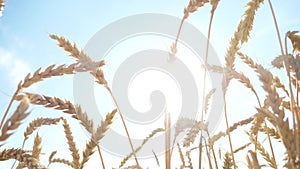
[0,47,31,85]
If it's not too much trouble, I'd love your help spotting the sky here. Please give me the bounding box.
[0,0,300,168]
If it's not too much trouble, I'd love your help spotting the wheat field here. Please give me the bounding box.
[1,0,300,168]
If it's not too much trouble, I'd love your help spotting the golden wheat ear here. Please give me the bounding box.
[223,152,234,169]
[287,31,300,54]
[0,97,30,143]
[61,118,81,168]
[0,148,47,169]
[80,109,117,169]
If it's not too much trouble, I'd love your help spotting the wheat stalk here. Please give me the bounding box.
[199,1,219,165]
[165,111,171,169]
[104,86,140,167]
[119,128,164,168]
[246,150,260,169]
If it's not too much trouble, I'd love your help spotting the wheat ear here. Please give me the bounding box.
[0,97,30,142]
[223,152,234,169]
[16,92,78,119]
[0,148,47,169]
[23,117,61,146]
[80,109,116,168]
[247,132,277,168]
[225,0,263,69]
[183,121,207,147]
[61,118,80,169]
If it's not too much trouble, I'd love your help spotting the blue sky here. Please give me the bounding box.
[1,0,300,168]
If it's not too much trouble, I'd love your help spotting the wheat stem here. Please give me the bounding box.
[223,93,236,169]
[0,82,22,130]
[96,145,105,169]
[104,85,139,167]
[264,122,277,169]
[199,5,217,169]
[268,0,300,162]
[165,111,171,169]
[285,33,300,161]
